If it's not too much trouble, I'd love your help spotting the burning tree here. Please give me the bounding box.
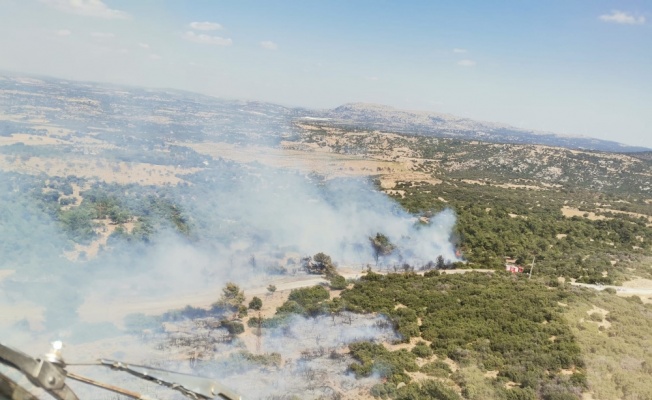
[212,282,245,317]
[436,255,445,270]
[302,252,337,275]
[369,233,395,266]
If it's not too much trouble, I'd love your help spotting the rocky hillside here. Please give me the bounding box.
[313,103,649,153]
[293,121,652,196]
[2,73,648,154]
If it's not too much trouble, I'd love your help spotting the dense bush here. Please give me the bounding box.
[341,272,585,398]
[420,360,452,378]
[220,320,244,335]
[411,341,434,358]
[348,341,419,384]
[394,380,461,400]
[328,274,348,290]
[277,285,330,316]
[388,181,652,281]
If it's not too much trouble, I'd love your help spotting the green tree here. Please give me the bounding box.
[313,252,332,266]
[249,296,263,311]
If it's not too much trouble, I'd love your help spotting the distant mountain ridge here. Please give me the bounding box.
[0,71,647,153]
[313,103,649,153]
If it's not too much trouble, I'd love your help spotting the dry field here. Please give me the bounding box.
[561,206,608,221]
[0,118,198,186]
[184,141,440,188]
[461,179,546,190]
[0,154,200,185]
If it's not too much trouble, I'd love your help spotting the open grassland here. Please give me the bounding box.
[184,141,440,186]
[566,290,652,400]
[0,153,200,185]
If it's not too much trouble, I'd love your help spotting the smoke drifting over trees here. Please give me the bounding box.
[0,75,460,399]
[184,166,458,265]
[0,158,459,329]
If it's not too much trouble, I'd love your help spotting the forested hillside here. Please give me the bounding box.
[1,75,651,400]
[340,272,586,400]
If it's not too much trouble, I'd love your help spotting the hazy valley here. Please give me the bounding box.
[1,74,651,400]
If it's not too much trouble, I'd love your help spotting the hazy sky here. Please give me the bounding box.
[0,1,650,147]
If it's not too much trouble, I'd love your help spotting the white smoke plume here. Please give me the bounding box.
[0,158,459,331]
[0,74,463,399]
[206,313,401,399]
[180,166,459,265]
[60,313,400,400]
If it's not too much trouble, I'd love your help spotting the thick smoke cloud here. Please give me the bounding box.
[204,313,401,399]
[0,153,458,399]
[0,160,458,332]
[62,313,400,400]
[182,166,458,266]
[0,75,461,398]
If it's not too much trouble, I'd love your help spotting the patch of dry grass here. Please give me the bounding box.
[567,291,652,399]
[0,154,200,185]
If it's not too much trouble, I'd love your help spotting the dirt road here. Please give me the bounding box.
[78,268,492,327]
[571,280,652,304]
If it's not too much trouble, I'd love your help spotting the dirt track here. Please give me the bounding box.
[571,280,652,304]
[78,268,492,327]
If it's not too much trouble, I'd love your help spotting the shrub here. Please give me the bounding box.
[248,296,263,311]
[411,343,434,358]
[240,351,282,367]
[328,274,347,290]
[420,360,452,378]
[394,380,461,400]
[587,313,603,322]
[276,300,304,315]
[220,320,244,335]
[349,342,418,383]
[277,285,330,316]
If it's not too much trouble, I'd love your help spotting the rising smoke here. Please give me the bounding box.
[200,313,401,399]
[181,165,459,266]
[0,135,458,399]
[28,163,457,325]
[58,312,400,400]
[0,159,459,323]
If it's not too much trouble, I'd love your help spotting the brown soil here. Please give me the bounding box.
[0,154,200,185]
[184,141,440,189]
[585,306,611,329]
[561,206,607,221]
